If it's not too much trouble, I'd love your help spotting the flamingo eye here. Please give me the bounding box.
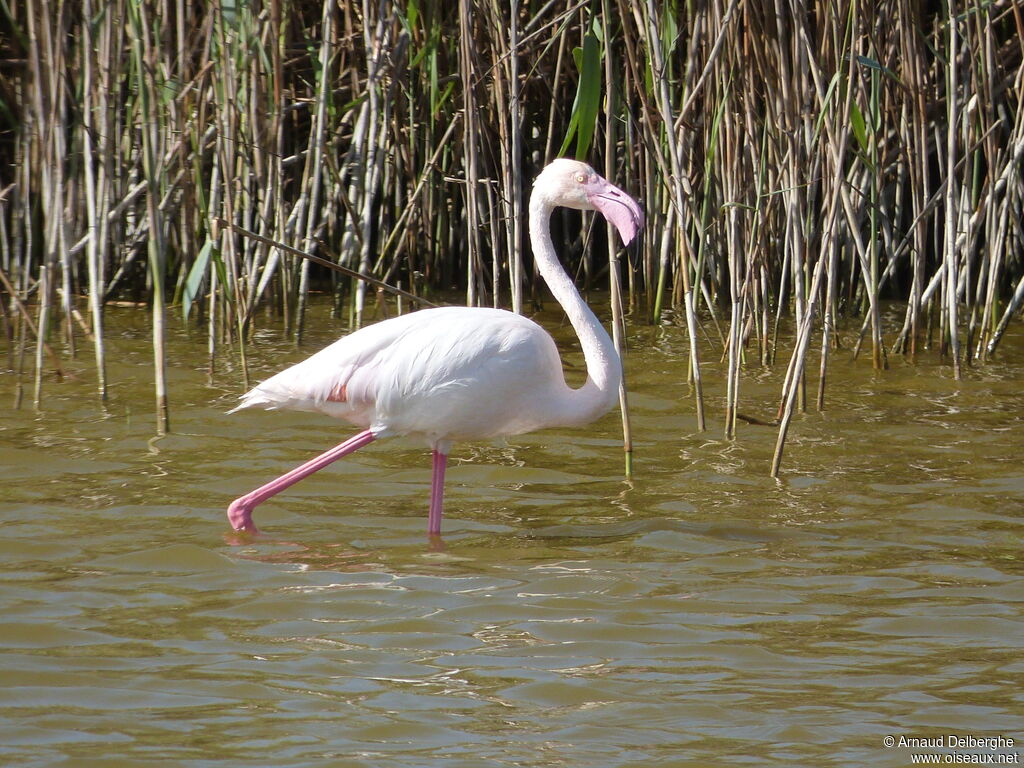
[575,173,586,184]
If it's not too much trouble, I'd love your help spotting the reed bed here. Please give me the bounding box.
[3,0,1023,474]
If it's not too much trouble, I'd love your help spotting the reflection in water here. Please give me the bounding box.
[1,303,1023,766]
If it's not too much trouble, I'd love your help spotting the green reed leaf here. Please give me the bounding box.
[558,19,603,160]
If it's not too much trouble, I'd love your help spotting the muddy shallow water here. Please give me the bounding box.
[1,301,1022,767]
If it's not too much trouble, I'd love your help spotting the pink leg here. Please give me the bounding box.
[227,429,377,533]
[427,449,447,536]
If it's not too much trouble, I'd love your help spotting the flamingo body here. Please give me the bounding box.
[234,305,603,444]
[227,159,643,536]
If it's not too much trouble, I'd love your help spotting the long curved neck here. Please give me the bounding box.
[529,194,622,424]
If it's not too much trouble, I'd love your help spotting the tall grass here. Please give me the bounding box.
[3,0,1023,474]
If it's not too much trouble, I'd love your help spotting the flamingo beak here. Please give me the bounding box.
[586,176,644,247]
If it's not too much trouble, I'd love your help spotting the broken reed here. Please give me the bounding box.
[2,0,1024,474]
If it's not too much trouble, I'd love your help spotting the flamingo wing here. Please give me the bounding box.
[229,310,426,420]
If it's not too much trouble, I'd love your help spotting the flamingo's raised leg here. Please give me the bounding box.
[228,429,378,533]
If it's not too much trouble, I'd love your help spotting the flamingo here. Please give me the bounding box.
[227,158,643,536]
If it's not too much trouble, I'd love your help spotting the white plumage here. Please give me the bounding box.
[233,307,578,442]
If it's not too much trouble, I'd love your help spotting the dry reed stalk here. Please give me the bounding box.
[944,1,963,380]
[459,0,482,308]
[25,0,59,407]
[129,0,170,434]
[601,0,634,475]
[487,0,525,313]
[295,0,335,341]
[220,219,437,308]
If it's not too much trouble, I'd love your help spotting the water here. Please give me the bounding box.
[2,303,1023,767]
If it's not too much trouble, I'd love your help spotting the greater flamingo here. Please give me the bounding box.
[227,158,643,536]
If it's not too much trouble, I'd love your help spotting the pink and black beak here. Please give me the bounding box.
[585,175,645,248]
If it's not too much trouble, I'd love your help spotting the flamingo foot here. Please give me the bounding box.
[227,497,260,534]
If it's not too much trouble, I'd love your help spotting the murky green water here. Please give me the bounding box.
[2,302,1023,767]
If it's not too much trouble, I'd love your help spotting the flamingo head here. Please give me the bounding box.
[533,158,645,247]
